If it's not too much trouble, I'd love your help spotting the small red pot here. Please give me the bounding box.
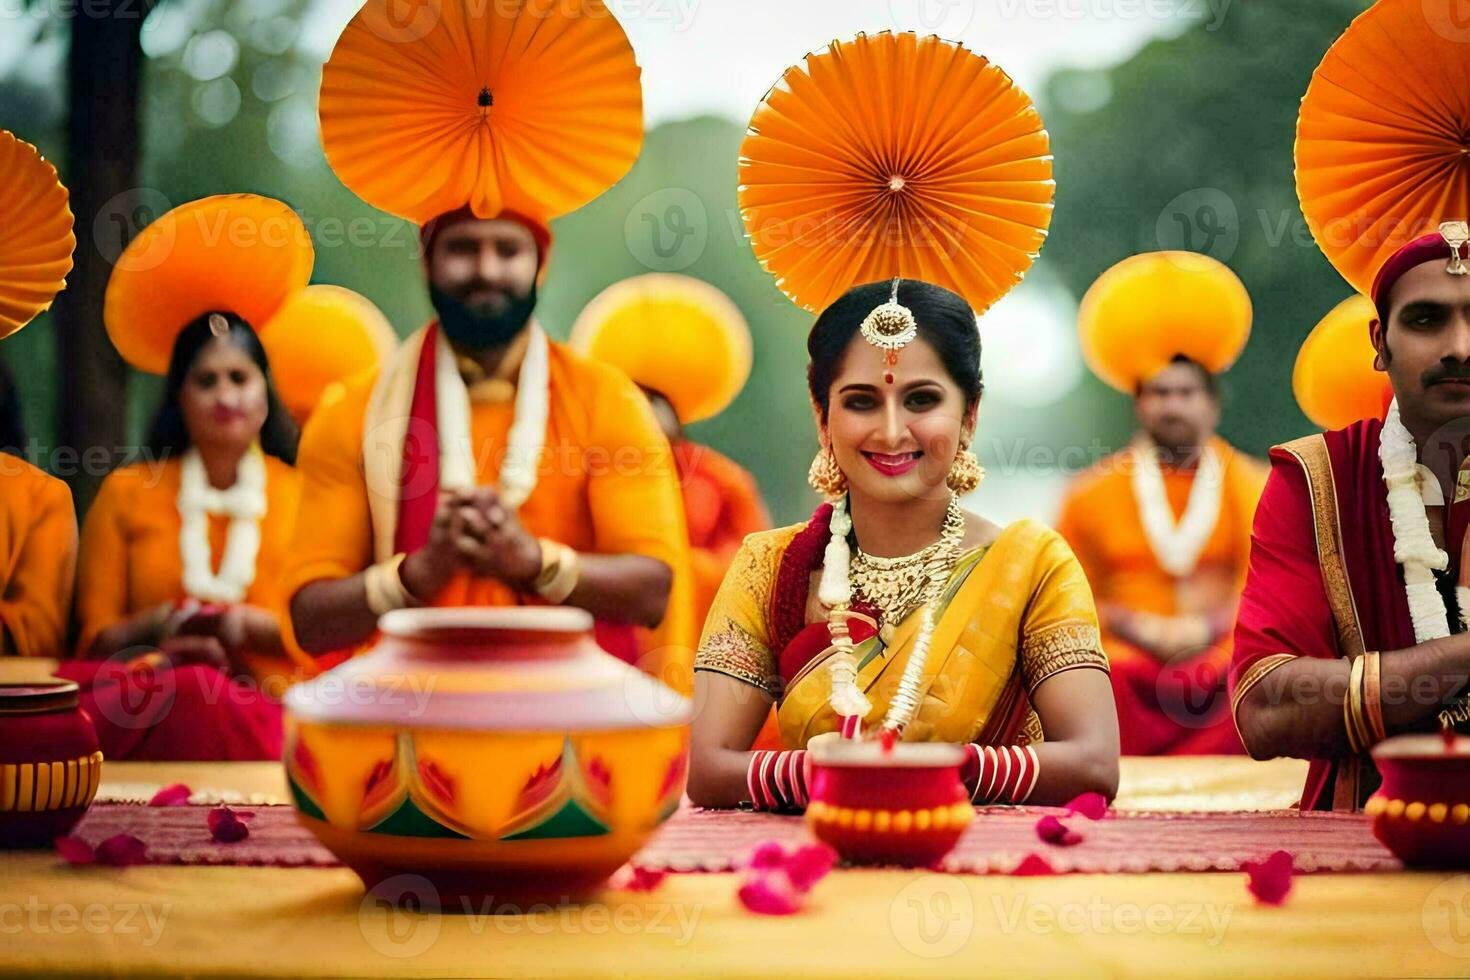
[1367,734,1470,866]
[806,741,970,867]
[0,681,104,848]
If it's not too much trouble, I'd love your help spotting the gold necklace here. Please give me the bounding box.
[850,496,966,632]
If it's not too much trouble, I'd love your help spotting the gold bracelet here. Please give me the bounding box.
[1364,651,1386,745]
[1343,656,1366,754]
[365,554,413,617]
[534,539,581,604]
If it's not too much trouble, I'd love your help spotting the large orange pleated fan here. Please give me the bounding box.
[1296,0,1470,294]
[259,285,399,424]
[739,31,1053,315]
[319,0,643,225]
[1293,294,1392,431]
[0,130,74,340]
[569,274,752,425]
[104,195,314,374]
[1078,252,1252,393]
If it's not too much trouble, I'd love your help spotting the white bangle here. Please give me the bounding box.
[365,554,414,616]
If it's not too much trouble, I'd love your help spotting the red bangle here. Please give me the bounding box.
[964,743,1040,805]
[745,750,808,811]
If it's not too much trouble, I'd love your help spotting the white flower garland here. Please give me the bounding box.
[820,494,961,734]
[433,323,549,509]
[1378,399,1454,641]
[1131,438,1224,578]
[177,447,268,604]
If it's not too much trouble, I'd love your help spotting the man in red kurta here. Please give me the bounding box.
[1232,227,1470,810]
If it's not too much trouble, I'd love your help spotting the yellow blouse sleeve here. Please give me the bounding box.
[75,469,134,657]
[1019,524,1109,695]
[693,527,794,696]
[0,470,76,659]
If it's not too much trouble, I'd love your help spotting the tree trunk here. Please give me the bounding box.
[52,2,146,515]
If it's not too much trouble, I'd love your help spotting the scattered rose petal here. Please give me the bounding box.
[747,841,787,870]
[1065,792,1108,820]
[1035,814,1083,847]
[784,844,837,893]
[738,873,801,916]
[1013,853,1057,876]
[148,783,193,807]
[94,834,148,866]
[1242,850,1294,906]
[607,866,667,893]
[54,836,96,865]
[208,806,251,843]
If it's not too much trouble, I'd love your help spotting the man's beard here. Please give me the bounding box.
[430,281,538,350]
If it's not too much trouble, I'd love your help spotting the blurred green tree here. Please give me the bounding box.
[1041,0,1370,456]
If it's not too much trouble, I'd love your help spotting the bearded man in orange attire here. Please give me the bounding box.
[1057,253,1267,755]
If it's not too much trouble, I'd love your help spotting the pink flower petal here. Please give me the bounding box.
[1064,792,1108,820]
[147,783,192,807]
[608,866,668,893]
[784,844,837,893]
[1242,850,1294,906]
[1013,853,1057,876]
[207,806,250,843]
[94,834,148,866]
[747,841,787,870]
[54,836,96,865]
[737,872,801,916]
[1035,814,1083,847]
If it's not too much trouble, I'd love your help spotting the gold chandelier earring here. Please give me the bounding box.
[946,443,984,494]
[808,444,848,496]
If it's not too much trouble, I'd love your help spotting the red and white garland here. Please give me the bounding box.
[1378,399,1467,639]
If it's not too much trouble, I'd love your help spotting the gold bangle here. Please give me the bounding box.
[1343,656,1365,754]
[1364,651,1386,745]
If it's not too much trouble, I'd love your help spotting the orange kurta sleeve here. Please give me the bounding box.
[583,366,696,684]
[279,377,376,605]
[75,467,137,657]
[0,460,77,659]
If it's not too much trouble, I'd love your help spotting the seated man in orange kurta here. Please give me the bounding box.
[284,210,695,686]
[1058,253,1267,755]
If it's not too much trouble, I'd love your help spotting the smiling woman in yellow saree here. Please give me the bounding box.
[686,280,1121,811]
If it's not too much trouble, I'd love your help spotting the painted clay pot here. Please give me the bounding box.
[805,740,971,866]
[0,681,104,848]
[283,608,689,908]
[1367,733,1470,867]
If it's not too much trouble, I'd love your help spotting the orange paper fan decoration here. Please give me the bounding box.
[1293,294,1392,431]
[739,31,1053,315]
[104,195,314,375]
[570,274,752,425]
[1078,251,1252,393]
[0,130,74,340]
[260,284,398,424]
[1296,0,1470,295]
[319,0,643,226]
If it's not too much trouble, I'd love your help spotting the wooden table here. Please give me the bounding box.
[4,756,1467,977]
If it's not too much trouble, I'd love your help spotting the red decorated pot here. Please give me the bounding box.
[1367,734,1470,866]
[0,681,104,848]
[283,608,690,909]
[806,740,971,867]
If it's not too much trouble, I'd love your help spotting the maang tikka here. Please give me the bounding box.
[860,278,918,384]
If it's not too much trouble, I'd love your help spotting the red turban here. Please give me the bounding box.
[1370,228,1469,325]
[418,207,553,273]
